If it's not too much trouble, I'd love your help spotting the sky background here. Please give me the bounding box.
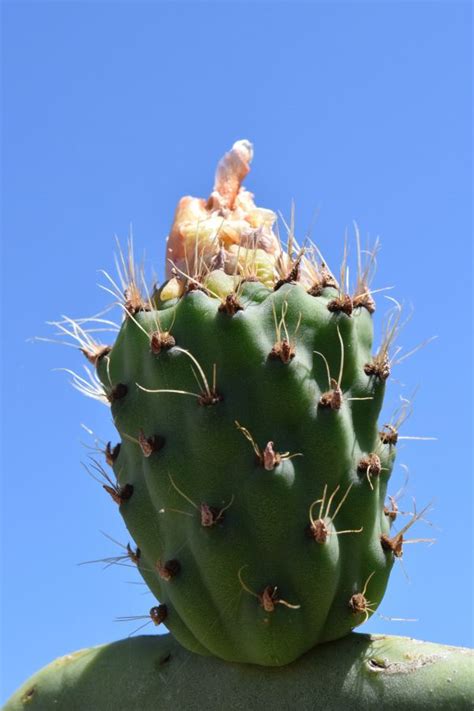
[1,0,472,702]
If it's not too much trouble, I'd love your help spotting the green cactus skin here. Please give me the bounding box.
[5,633,473,711]
[93,279,400,666]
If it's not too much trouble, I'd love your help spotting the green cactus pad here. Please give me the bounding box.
[58,141,430,666]
[94,280,399,666]
[5,633,473,711]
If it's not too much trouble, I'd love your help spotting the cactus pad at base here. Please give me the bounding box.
[5,633,473,711]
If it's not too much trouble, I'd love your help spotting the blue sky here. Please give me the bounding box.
[1,1,472,702]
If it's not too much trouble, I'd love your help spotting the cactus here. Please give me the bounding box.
[58,140,433,667]
[5,633,473,711]
[5,140,472,710]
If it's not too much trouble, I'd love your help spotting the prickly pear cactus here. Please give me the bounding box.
[6,633,474,711]
[69,141,429,667]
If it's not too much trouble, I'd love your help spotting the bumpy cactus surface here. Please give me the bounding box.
[6,633,474,711]
[73,142,428,666]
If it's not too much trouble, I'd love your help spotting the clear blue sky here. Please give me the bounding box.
[1,1,472,702]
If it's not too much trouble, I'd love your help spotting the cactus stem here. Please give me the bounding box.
[237,566,301,612]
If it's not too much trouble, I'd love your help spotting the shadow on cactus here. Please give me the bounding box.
[48,141,437,667]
